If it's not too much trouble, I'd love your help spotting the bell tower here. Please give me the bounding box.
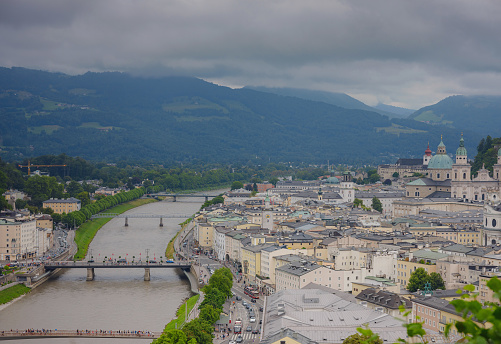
[423,143,432,165]
[452,133,471,182]
[494,148,501,181]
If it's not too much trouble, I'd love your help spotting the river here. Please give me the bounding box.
[0,194,213,343]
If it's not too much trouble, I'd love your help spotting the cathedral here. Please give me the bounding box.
[404,135,501,201]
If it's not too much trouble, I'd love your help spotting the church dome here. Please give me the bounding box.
[428,154,453,169]
[324,177,340,184]
[498,147,501,156]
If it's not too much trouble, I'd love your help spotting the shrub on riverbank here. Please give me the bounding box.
[73,198,157,260]
[0,284,31,305]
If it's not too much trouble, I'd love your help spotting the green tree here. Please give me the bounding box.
[15,199,28,210]
[76,191,91,207]
[407,268,430,292]
[342,332,382,344]
[269,177,279,186]
[429,272,445,290]
[153,329,188,344]
[353,198,363,208]
[371,197,383,213]
[230,181,244,190]
[199,304,220,324]
[182,318,213,344]
[369,173,381,184]
[66,180,84,197]
[392,172,399,178]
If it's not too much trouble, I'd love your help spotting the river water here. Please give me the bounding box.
[0,195,212,343]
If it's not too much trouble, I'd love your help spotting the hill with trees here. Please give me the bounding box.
[409,95,501,137]
[0,67,481,165]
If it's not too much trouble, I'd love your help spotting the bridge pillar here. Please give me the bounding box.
[159,218,163,227]
[144,268,151,281]
[86,268,95,281]
[205,196,209,202]
[173,196,177,202]
[125,217,128,227]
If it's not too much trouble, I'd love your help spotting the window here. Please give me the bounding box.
[493,219,497,227]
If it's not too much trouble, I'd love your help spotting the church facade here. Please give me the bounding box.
[403,135,501,202]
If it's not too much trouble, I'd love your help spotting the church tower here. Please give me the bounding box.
[340,172,354,203]
[423,143,432,165]
[262,195,274,232]
[494,148,501,181]
[452,133,471,182]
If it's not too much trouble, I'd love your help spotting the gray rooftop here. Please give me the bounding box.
[262,289,407,344]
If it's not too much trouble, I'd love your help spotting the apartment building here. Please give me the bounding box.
[42,197,81,214]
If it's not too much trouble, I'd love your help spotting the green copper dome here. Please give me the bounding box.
[428,153,453,169]
[498,147,501,156]
[456,135,467,156]
[324,177,340,184]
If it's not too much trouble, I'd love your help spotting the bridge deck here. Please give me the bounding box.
[44,262,191,269]
[0,330,160,340]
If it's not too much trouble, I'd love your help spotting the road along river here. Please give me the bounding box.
[0,194,214,343]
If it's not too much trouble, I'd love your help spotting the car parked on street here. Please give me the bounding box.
[246,326,252,332]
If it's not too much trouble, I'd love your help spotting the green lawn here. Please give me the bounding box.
[0,284,31,305]
[28,125,63,135]
[164,294,200,331]
[73,198,157,260]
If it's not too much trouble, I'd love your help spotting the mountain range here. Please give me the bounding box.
[0,67,491,165]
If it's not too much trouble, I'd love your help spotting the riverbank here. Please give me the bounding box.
[73,198,158,260]
[163,294,200,331]
[0,284,31,306]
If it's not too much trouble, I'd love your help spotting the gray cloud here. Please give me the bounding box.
[1,0,501,108]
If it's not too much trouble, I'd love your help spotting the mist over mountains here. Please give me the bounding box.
[0,67,488,165]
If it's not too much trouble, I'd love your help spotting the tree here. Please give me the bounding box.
[153,329,188,344]
[182,318,213,344]
[269,177,279,186]
[369,173,381,184]
[392,172,399,178]
[429,272,445,290]
[66,180,84,197]
[230,181,244,190]
[383,179,392,185]
[199,304,220,324]
[407,268,429,292]
[253,183,258,192]
[371,197,383,213]
[342,332,382,344]
[353,198,363,208]
[76,191,91,207]
[15,199,28,210]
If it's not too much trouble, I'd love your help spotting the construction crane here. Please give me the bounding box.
[18,161,67,176]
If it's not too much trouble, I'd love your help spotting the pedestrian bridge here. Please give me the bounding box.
[148,193,219,202]
[43,261,192,281]
[90,213,194,226]
[0,329,160,340]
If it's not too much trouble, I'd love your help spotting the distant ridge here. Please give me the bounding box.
[0,67,480,164]
[244,86,405,118]
[409,95,501,137]
[374,103,415,117]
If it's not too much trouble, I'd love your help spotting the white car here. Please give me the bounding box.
[229,341,236,344]
[249,317,256,323]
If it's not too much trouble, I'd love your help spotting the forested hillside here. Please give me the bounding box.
[409,95,501,137]
[0,67,479,164]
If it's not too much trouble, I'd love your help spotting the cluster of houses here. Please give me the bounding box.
[193,175,501,343]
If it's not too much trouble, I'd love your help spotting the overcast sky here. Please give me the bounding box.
[1,0,501,109]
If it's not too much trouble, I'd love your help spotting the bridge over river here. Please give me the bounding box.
[43,261,192,281]
[90,213,194,226]
[0,329,160,340]
[148,193,219,202]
